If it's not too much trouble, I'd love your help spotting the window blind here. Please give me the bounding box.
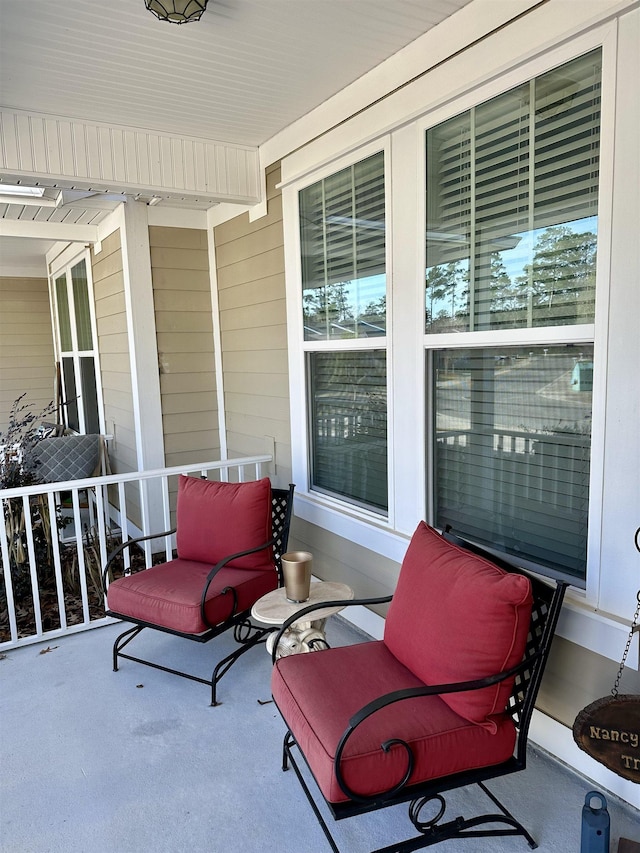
[433,345,592,580]
[309,351,387,511]
[300,152,386,340]
[426,49,601,333]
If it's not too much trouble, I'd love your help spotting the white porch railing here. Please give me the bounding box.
[0,455,272,650]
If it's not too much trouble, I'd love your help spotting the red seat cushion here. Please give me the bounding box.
[272,641,517,804]
[175,476,273,570]
[384,522,533,732]
[107,558,278,634]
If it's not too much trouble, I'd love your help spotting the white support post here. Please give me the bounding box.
[119,202,166,533]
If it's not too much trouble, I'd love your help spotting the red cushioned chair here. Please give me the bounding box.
[103,476,294,705]
[271,522,566,852]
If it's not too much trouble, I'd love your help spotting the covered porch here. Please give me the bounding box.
[1,0,640,840]
[2,614,639,853]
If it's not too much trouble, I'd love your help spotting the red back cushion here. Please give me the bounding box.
[384,522,533,732]
[176,476,273,570]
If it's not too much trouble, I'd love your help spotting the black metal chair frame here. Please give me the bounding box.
[103,483,294,705]
[273,531,567,853]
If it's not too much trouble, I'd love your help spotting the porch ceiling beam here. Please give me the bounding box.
[0,108,261,207]
[0,218,98,243]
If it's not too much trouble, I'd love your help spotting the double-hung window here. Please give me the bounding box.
[425,49,601,582]
[299,151,388,513]
[52,253,103,435]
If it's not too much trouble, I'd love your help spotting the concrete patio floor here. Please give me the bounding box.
[1,617,639,853]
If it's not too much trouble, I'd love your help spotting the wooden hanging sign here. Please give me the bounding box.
[573,695,640,783]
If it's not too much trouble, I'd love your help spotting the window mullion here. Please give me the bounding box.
[469,106,477,332]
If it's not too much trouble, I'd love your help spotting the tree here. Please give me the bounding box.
[303,281,354,337]
[425,261,469,332]
[516,224,597,324]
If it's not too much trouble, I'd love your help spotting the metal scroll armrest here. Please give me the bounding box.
[102,528,176,593]
[199,535,280,631]
[271,595,393,663]
[333,652,543,803]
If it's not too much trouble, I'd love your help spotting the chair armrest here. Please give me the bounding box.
[333,652,541,803]
[271,595,393,663]
[199,535,280,630]
[102,528,175,593]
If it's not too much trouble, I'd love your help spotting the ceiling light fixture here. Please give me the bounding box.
[144,0,208,24]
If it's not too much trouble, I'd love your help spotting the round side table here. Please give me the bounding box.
[251,581,354,657]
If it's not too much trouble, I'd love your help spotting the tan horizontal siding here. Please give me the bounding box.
[221,324,287,352]
[157,352,215,374]
[149,226,208,251]
[224,372,289,399]
[91,249,123,283]
[156,331,216,354]
[161,391,216,415]
[93,270,127,299]
[151,226,218,466]
[223,348,289,375]
[162,410,216,434]
[214,162,291,489]
[95,291,126,319]
[92,230,137,474]
[0,276,55,431]
[153,289,213,314]
[164,447,222,469]
[217,273,285,311]
[220,298,286,332]
[149,268,210,291]
[225,410,291,446]
[108,416,136,444]
[164,429,218,455]
[159,372,215,394]
[216,247,284,290]
[150,246,210,271]
[215,221,285,268]
[97,332,130,355]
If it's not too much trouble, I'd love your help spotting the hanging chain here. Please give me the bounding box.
[611,526,640,699]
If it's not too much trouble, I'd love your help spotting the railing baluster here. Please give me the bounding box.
[116,481,130,574]
[22,493,43,637]
[47,490,67,631]
[0,497,19,643]
[71,489,91,625]
[0,453,273,649]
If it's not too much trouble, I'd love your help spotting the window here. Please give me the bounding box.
[425,50,601,582]
[299,151,388,512]
[426,50,600,333]
[52,255,103,435]
[433,345,592,579]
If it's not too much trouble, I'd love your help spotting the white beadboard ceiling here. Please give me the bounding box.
[0,0,474,273]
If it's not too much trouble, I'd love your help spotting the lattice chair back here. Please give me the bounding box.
[442,530,566,768]
[271,486,295,584]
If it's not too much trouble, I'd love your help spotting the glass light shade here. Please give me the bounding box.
[145,0,208,24]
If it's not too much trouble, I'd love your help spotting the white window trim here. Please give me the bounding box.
[416,23,617,608]
[284,20,624,621]
[285,138,407,559]
[49,247,106,436]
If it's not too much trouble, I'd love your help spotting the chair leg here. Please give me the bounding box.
[112,624,145,672]
[209,625,271,706]
[281,733,538,853]
[282,732,341,853]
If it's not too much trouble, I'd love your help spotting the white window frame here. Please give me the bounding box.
[49,248,106,436]
[418,27,616,602]
[284,22,618,589]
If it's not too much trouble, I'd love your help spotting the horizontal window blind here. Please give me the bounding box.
[426,49,601,333]
[433,345,593,580]
[309,351,387,512]
[300,152,386,340]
